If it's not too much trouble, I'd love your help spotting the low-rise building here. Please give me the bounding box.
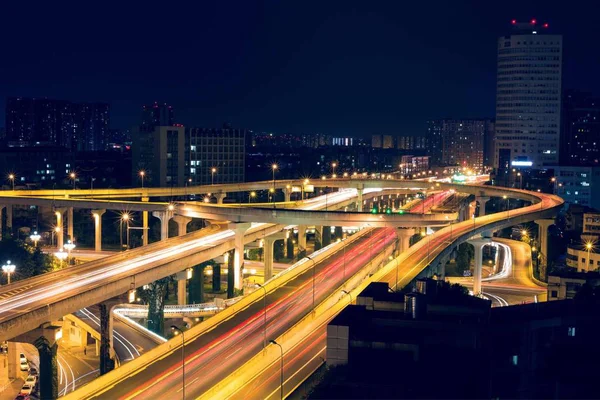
[553,165,600,209]
[547,271,600,301]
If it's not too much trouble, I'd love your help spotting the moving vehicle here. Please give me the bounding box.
[28,367,38,377]
[19,359,29,371]
[14,394,30,400]
[19,353,27,363]
[25,375,37,387]
[20,384,34,395]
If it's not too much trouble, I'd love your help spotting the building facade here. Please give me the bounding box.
[553,165,600,209]
[426,119,491,169]
[187,127,246,185]
[494,20,562,169]
[140,102,174,132]
[132,126,186,187]
[5,97,110,151]
[560,90,600,166]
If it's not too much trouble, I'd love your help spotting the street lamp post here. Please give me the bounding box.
[257,284,268,349]
[269,340,284,400]
[121,213,131,249]
[69,172,76,189]
[2,261,16,284]
[64,240,76,265]
[211,168,216,185]
[585,242,593,271]
[249,191,256,203]
[8,174,15,191]
[30,231,41,247]
[503,195,510,220]
[170,326,186,400]
[54,249,67,268]
[139,171,145,188]
[331,162,337,178]
[271,164,278,194]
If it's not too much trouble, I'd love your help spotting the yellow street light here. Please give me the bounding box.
[139,170,146,188]
[8,173,15,190]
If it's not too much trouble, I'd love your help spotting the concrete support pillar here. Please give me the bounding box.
[99,303,115,375]
[67,207,74,241]
[468,238,491,296]
[54,208,66,249]
[357,187,364,212]
[152,210,173,241]
[298,225,307,251]
[263,232,286,281]
[34,336,58,400]
[283,187,292,202]
[142,197,149,246]
[172,215,192,236]
[215,192,227,205]
[176,270,190,305]
[91,209,106,252]
[476,196,490,217]
[229,223,252,290]
[7,342,18,379]
[211,256,225,292]
[95,339,100,356]
[536,219,554,267]
[5,205,12,236]
[0,206,4,237]
[397,228,416,253]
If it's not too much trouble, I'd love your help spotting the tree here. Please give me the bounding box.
[286,238,294,259]
[455,243,470,275]
[143,277,170,335]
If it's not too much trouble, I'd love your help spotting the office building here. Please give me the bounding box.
[332,137,354,146]
[560,90,600,166]
[427,119,491,169]
[399,155,430,176]
[553,165,600,209]
[5,97,110,151]
[132,126,186,187]
[187,127,246,185]
[140,102,174,132]
[494,20,562,170]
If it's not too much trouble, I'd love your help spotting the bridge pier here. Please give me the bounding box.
[357,187,364,212]
[283,186,292,202]
[215,192,227,205]
[467,238,491,296]
[5,205,12,236]
[297,225,307,251]
[91,209,106,252]
[99,303,115,376]
[176,269,192,305]
[142,196,149,246]
[476,196,490,217]
[188,265,204,303]
[397,228,416,253]
[67,207,74,241]
[54,207,66,249]
[536,218,554,268]
[152,210,174,241]
[229,223,252,290]
[172,215,192,236]
[264,232,286,281]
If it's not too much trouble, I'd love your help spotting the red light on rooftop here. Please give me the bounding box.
[543,23,549,28]
[511,19,517,25]
[530,19,537,24]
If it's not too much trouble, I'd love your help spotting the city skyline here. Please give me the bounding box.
[1,1,599,136]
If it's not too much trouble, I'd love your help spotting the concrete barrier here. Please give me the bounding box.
[62,228,372,400]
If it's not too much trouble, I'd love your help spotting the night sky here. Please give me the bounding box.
[2,0,599,136]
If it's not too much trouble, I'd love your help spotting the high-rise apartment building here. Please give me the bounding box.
[132,126,186,187]
[187,127,246,185]
[427,119,492,168]
[141,102,174,132]
[397,135,428,150]
[5,97,110,151]
[560,90,600,166]
[494,20,562,170]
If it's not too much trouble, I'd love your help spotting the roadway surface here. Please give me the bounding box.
[448,238,546,306]
[90,228,397,399]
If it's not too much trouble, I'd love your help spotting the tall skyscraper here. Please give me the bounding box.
[5,97,110,151]
[560,90,600,166]
[494,20,562,170]
[427,120,444,166]
[141,102,174,132]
